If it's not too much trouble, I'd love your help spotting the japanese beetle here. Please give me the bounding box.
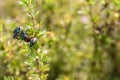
[13,26,23,39]
[20,30,31,42]
[29,38,38,47]
[13,26,38,47]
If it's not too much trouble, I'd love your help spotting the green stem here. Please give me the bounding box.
[27,1,35,31]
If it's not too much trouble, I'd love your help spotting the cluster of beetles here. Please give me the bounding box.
[13,26,37,47]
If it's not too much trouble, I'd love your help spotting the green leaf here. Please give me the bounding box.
[87,0,95,5]
[4,76,10,80]
[30,0,34,4]
[112,0,120,9]
[18,0,28,7]
[35,11,40,17]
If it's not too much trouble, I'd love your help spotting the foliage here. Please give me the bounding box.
[0,0,120,80]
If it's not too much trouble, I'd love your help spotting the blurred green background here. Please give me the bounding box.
[0,0,120,80]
